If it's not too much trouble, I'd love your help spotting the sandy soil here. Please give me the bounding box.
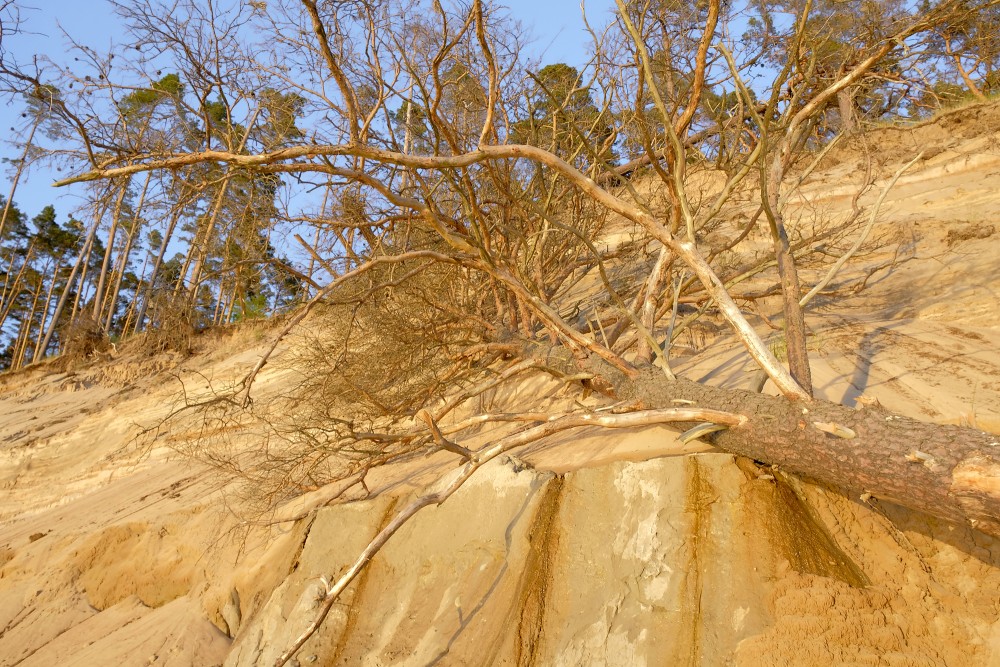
[3,103,1000,666]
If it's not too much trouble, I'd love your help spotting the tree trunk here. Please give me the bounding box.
[213,277,229,325]
[34,202,104,363]
[184,178,229,304]
[102,173,151,334]
[10,314,32,371]
[0,245,34,330]
[101,225,134,334]
[635,246,672,364]
[134,203,183,333]
[120,249,150,336]
[31,258,63,361]
[837,87,857,134]
[15,271,46,369]
[765,164,813,396]
[91,181,129,326]
[69,243,91,324]
[612,367,1000,537]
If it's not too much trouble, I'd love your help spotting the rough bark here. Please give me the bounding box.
[615,367,1000,537]
[527,342,1000,536]
[764,164,813,397]
[773,244,812,393]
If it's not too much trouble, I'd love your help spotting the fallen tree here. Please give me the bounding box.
[7,0,1000,662]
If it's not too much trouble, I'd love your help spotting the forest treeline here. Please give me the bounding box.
[0,0,998,371]
[0,74,309,369]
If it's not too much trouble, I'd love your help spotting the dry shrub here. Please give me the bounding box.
[123,295,198,356]
[946,222,996,246]
[154,256,499,514]
[151,197,612,512]
[58,315,110,368]
[292,259,493,422]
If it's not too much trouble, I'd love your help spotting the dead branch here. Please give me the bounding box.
[800,150,925,307]
[274,405,744,666]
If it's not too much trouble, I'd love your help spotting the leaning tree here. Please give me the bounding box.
[4,0,1000,662]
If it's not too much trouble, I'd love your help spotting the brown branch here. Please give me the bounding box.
[238,250,463,405]
[301,0,361,143]
[53,140,808,400]
[273,406,745,666]
[416,408,473,459]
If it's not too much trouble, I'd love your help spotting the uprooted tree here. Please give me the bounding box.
[4,0,1000,662]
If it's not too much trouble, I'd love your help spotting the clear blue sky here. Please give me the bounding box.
[1,1,120,220]
[510,0,615,66]
[0,0,614,223]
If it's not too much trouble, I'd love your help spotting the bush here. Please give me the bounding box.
[59,315,110,365]
[124,295,198,356]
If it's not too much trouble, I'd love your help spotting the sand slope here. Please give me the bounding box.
[3,104,1000,666]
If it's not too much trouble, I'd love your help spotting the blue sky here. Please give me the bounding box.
[1,0,614,223]
[2,2,119,219]
[509,0,615,66]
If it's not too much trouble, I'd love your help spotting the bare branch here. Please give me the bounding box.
[274,406,745,665]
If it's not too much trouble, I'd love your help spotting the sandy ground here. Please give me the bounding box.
[2,103,1000,666]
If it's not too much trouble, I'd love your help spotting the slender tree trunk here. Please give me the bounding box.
[33,201,105,363]
[120,249,150,337]
[102,226,133,334]
[186,106,261,305]
[763,153,813,396]
[70,202,111,324]
[0,120,38,241]
[102,174,150,333]
[31,258,64,361]
[104,180,151,335]
[70,243,92,323]
[174,231,200,297]
[212,277,228,325]
[10,314,31,371]
[184,179,229,303]
[14,280,43,369]
[134,202,183,333]
[635,246,672,363]
[0,245,34,330]
[270,279,283,317]
[91,180,129,327]
[223,282,238,324]
[0,250,17,306]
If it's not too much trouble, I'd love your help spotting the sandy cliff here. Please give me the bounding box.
[3,104,1000,666]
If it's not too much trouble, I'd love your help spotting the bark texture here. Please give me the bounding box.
[616,368,1000,536]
